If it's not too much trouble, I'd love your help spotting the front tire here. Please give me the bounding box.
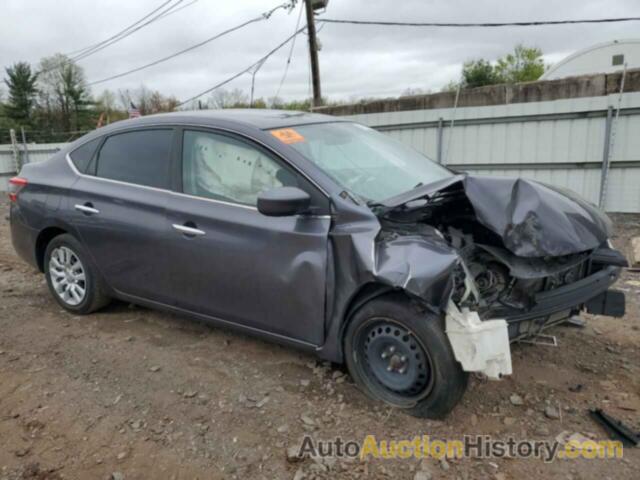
[44,234,110,314]
[344,294,468,419]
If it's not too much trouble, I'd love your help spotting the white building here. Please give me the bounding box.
[542,39,640,80]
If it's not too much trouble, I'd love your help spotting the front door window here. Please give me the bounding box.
[183,130,286,206]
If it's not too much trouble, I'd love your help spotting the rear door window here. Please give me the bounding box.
[69,137,101,173]
[95,129,173,189]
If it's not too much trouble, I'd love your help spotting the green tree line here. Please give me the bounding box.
[0,53,326,144]
[443,44,548,91]
[1,45,547,143]
[0,54,183,143]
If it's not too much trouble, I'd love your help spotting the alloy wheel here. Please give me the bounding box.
[48,246,87,306]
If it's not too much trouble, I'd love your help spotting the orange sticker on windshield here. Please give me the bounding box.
[270,128,305,144]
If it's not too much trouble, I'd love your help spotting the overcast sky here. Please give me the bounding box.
[2,0,639,105]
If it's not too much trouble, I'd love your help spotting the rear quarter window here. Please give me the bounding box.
[69,137,101,173]
[95,129,173,189]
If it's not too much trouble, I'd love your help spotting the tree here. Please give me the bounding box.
[461,59,500,88]
[96,89,127,124]
[118,86,178,115]
[494,44,546,84]
[267,95,284,108]
[37,54,93,132]
[208,88,250,109]
[148,90,178,113]
[62,65,92,130]
[3,62,38,127]
[251,98,267,109]
[401,87,426,96]
[117,88,133,112]
[457,45,547,89]
[97,89,117,112]
[268,95,314,111]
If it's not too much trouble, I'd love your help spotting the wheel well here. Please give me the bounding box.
[35,227,67,272]
[337,284,399,356]
[343,284,395,324]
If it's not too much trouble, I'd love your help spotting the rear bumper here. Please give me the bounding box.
[9,203,39,269]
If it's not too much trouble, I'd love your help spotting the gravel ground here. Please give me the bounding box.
[0,200,639,480]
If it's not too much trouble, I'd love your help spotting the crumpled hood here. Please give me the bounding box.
[382,174,612,258]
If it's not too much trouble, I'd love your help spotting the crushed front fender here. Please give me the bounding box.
[318,208,461,362]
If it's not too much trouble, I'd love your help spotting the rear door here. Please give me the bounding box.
[166,128,331,345]
[67,128,176,304]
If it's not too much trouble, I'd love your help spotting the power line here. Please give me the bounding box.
[67,0,178,58]
[155,0,200,21]
[273,0,305,100]
[88,2,294,86]
[318,16,640,28]
[72,0,186,62]
[177,26,307,107]
[66,0,177,57]
[38,1,189,77]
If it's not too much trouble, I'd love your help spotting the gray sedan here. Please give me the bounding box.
[9,110,626,418]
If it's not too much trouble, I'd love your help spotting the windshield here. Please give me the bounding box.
[276,122,452,203]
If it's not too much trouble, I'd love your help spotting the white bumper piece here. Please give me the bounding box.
[445,300,512,380]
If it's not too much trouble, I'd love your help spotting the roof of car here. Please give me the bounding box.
[113,109,344,130]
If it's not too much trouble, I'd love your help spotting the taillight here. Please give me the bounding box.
[8,177,28,203]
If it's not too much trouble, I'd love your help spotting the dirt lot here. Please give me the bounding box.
[0,199,639,480]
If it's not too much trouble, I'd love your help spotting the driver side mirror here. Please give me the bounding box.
[257,187,311,217]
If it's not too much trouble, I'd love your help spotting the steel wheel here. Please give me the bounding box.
[357,319,434,400]
[345,295,469,418]
[48,246,87,306]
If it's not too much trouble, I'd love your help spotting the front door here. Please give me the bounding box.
[166,128,331,345]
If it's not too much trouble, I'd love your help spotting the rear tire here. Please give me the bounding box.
[44,234,111,314]
[344,294,468,419]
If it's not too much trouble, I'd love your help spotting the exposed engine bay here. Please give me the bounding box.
[380,188,578,305]
[448,226,590,319]
[373,175,626,345]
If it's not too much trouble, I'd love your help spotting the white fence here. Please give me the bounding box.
[2,93,640,212]
[338,92,640,213]
[0,143,66,191]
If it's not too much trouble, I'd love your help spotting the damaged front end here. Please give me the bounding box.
[370,174,627,379]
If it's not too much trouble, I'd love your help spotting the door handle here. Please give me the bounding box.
[75,203,100,215]
[172,224,206,237]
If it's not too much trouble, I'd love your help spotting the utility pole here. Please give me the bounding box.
[304,0,322,108]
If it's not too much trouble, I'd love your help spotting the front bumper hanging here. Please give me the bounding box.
[506,265,624,340]
[445,253,626,378]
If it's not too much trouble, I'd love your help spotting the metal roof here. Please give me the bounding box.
[542,39,640,80]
